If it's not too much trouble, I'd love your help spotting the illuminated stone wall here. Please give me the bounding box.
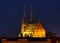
[18,22,46,38]
[18,6,46,38]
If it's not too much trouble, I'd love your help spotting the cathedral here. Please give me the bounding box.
[18,6,46,38]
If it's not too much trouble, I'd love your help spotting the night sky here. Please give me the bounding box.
[0,0,60,38]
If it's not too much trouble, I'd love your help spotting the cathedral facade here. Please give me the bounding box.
[18,6,46,38]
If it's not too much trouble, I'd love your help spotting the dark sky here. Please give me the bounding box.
[0,0,60,38]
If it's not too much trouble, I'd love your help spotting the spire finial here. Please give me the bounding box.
[30,5,33,23]
[24,4,25,17]
[31,5,32,18]
[38,16,40,23]
[22,4,27,24]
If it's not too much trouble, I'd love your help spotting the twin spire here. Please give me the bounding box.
[23,5,33,24]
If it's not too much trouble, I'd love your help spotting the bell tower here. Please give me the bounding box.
[21,5,27,37]
[18,5,27,37]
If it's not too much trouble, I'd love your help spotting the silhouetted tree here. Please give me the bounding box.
[47,31,60,43]
[47,32,57,39]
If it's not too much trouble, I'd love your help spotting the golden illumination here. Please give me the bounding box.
[32,23,46,38]
[18,6,46,38]
[18,19,46,38]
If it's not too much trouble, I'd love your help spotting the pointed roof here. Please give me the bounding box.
[22,5,27,24]
[35,18,43,30]
[37,17,42,24]
[30,6,34,23]
[24,4,25,18]
[30,4,32,16]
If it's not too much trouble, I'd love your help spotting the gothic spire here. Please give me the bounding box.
[24,4,25,17]
[22,5,26,24]
[30,5,33,23]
